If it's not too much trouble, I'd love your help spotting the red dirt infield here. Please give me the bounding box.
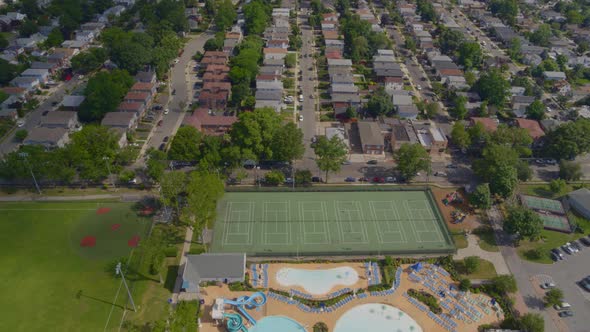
[127,235,140,247]
[96,207,111,215]
[110,224,121,231]
[80,236,96,247]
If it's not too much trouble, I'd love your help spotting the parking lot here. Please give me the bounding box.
[525,238,590,332]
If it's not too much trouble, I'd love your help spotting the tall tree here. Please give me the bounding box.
[504,206,543,241]
[79,69,134,122]
[168,126,203,161]
[160,171,187,215]
[313,136,348,183]
[182,171,224,232]
[526,100,546,120]
[215,0,237,31]
[450,95,468,120]
[458,42,483,69]
[366,86,394,117]
[542,119,590,160]
[559,160,583,181]
[474,144,520,197]
[451,122,471,149]
[470,183,492,209]
[395,143,431,181]
[229,107,282,161]
[271,122,305,162]
[474,68,510,107]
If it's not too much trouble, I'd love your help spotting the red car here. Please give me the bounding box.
[373,177,385,183]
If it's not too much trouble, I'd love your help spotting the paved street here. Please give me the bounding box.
[136,30,214,166]
[0,76,84,155]
[295,9,320,174]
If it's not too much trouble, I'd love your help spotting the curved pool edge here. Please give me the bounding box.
[333,303,423,332]
[248,315,307,332]
[275,266,359,295]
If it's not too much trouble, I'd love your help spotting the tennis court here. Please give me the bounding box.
[210,189,455,256]
[521,195,565,214]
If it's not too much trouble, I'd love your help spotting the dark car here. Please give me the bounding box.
[158,143,166,151]
[163,136,169,142]
[358,177,368,182]
[311,176,323,183]
[558,310,574,318]
[172,89,176,95]
[367,160,378,165]
[579,277,590,292]
[571,241,583,251]
[42,110,49,116]
[551,248,564,260]
[581,237,590,247]
[345,176,356,182]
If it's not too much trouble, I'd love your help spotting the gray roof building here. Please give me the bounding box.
[182,253,246,293]
[566,189,590,220]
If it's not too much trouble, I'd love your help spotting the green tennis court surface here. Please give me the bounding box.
[521,195,565,214]
[538,213,571,233]
[211,190,455,256]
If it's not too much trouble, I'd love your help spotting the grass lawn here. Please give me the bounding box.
[519,183,577,199]
[0,201,164,332]
[474,226,499,252]
[451,231,468,249]
[456,258,498,280]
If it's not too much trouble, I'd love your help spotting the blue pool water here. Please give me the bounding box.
[249,316,307,332]
[333,303,422,332]
[276,267,358,295]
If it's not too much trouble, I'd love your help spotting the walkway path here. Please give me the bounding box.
[455,233,510,275]
[171,226,195,303]
[0,193,144,202]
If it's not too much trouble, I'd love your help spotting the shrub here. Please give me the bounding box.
[464,256,480,274]
[163,246,178,257]
[459,278,472,291]
[408,288,442,314]
[313,322,328,332]
[525,248,543,260]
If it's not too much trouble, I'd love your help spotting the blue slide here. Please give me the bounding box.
[224,292,267,326]
[223,313,247,332]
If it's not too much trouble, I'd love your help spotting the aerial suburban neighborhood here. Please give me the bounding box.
[1,0,590,331]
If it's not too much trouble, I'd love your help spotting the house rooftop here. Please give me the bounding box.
[101,112,136,127]
[62,95,85,108]
[470,117,498,132]
[515,118,545,139]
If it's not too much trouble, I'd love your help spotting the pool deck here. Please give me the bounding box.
[264,262,368,297]
[197,263,503,332]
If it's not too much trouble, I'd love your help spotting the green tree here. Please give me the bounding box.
[549,179,567,194]
[504,206,543,241]
[543,119,590,160]
[529,24,552,47]
[65,125,121,182]
[118,169,135,182]
[366,87,394,117]
[168,126,203,161]
[203,35,224,51]
[138,227,166,282]
[160,171,187,215]
[474,68,510,107]
[490,0,518,26]
[492,275,518,293]
[544,288,564,307]
[459,279,471,291]
[491,125,533,157]
[424,102,439,119]
[458,42,483,69]
[518,313,544,332]
[182,171,224,231]
[243,0,270,35]
[146,150,167,181]
[79,69,134,122]
[71,47,109,74]
[15,129,28,142]
[229,107,282,161]
[438,28,464,54]
[264,170,285,185]
[0,34,8,49]
[215,0,237,31]
[272,122,305,162]
[450,95,468,120]
[19,19,39,37]
[508,37,522,61]
[395,143,431,181]
[294,169,312,186]
[525,100,546,120]
[470,183,492,209]
[313,136,348,183]
[559,160,583,181]
[44,28,64,48]
[463,256,480,274]
[474,144,520,197]
[451,122,471,149]
[285,53,296,68]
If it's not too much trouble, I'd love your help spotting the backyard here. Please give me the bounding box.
[0,201,171,331]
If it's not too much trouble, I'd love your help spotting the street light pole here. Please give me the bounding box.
[116,262,137,312]
[102,156,116,189]
[19,152,41,194]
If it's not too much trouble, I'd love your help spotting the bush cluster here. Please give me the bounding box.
[408,288,442,314]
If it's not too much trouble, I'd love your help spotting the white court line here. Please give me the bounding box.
[335,201,368,245]
[222,202,253,246]
[405,200,443,243]
[299,201,330,245]
[263,201,290,245]
[369,201,406,244]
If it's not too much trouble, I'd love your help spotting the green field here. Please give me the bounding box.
[211,189,455,256]
[0,201,151,332]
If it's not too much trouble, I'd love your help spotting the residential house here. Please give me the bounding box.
[118,101,146,117]
[181,253,245,294]
[470,117,498,132]
[255,90,283,112]
[512,95,536,117]
[135,70,157,84]
[390,119,419,151]
[39,111,79,129]
[101,111,138,130]
[20,68,50,84]
[543,71,567,81]
[61,95,85,111]
[413,121,448,155]
[23,127,69,149]
[124,92,151,107]
[515,118,545,140]
[183,108,238,135]
[201,51,229,68]
[397,105,420,120]
[263,48,287,60]
[10,77,39,91]
[130,82,157,97]
[357,122,384,155]
[266,39,289,49]
[61,40,89,50]
[75,30,95,42]
[223,31,242,54]
[30,61,60,74]
[199,82,230,110]
[203,65,230,82]
[553,80,572,96]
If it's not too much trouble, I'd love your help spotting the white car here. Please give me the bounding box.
[17,121,25,127]
[417,85,422,91]
[174,59,180,64]
[164,108,170,115]
[298,114,303,121]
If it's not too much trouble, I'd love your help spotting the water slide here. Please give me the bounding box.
[224,292,267,326]
[223,313,247,332]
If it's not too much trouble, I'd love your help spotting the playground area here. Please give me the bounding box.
[431,188,479,232]
[0,201,151,332]
[197,262,503,332]
[210,189,455,256]
[520,195,572,233]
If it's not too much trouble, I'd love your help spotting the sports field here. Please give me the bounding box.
[210,189,455,256]
[0,201,150,332]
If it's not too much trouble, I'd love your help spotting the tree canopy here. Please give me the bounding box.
[525,100,546,120]
[79,69,134,122]
[470,183,492,210]
[474,144,520,197]
[474,68,510,107]
[542,119,590,160]
[451,122,471,149]
[395,143,431,181]
[313,136,348,183]
[366,87,394,117]
[71,47,109,74]
[168,126,203,161]
[243,0,271,35]
[503,206,543,241]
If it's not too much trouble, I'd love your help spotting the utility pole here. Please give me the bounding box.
[19,152,41,194]
[116,262,137,312]
[102,156,116,189]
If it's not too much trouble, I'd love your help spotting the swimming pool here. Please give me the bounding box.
[249,316,306,332]
[276,267,358,295]
[333,303,422,332]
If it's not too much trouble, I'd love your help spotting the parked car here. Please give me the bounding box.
[345,176,356,182]
[581,237,590,246]
[42,110,49,116]
[386,176,395,183]
[446,164,458,169]
[579,277,590,291]
[540,282,556,289]
[550,252,560,262]
[298,114,303,121]
[164,108,170,115]
[434,171,447,177]
[163,136,169,142]
[554,302,571,311]
[367,160,378,165]
[158,143,166,151]
[566,242,579,253]
[342,160,351,165]
[570,241,582,251]
[311,176,322,183]
[284,178,294,184]
[551,248,564,260]
[372,177,385,183]
[558,310,574,318]
[561,244,574,255]
[358,177,368,182]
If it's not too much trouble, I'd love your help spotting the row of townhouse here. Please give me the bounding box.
[254,7,292,113]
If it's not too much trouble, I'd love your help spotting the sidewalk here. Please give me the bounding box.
[0,193,143,202]
[171,226,194,303]
[455,233,511,275]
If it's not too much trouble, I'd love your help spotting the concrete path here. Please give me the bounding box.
[455,233,511,275]
[171,226,194,303]
[0,193,144,202]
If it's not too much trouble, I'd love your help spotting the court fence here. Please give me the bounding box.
[226,185,432,193]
